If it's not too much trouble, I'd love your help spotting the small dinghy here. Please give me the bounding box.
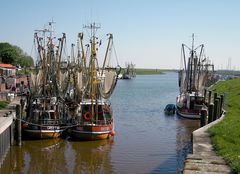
[164,104,176,115]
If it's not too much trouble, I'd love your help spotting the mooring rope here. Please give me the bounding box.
[15,118,80,130]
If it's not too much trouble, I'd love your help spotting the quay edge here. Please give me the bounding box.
[183,112,234,174]
[0,98,19,168]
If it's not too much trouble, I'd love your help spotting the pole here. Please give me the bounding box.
[220,95,224,116]
[208,103,214,123]
[16,104,21,146]
[213,99,219,121]
[208,91,212,106]
[200,109,207,127]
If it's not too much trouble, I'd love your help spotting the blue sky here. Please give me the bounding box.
[1,0,240,69]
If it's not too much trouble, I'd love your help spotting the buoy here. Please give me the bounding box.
[83,112,92,121]
[110,130,115,136]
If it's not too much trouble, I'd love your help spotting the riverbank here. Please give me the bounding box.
[135,68,172,75]
[208,78,240,173]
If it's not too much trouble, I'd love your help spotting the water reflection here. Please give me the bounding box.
[69,139,114,174]
[0,139,65,173]
[0,138,114,174]
[175,118,199,172]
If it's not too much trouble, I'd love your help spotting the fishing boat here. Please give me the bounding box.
[22,22,68,139]
[121,62,136,79]
[176,34,214,119]
[68,23,120,140]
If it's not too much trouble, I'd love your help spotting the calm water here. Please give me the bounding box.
[1,72,199,174]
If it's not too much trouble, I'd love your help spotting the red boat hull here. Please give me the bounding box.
[69,124,114,141]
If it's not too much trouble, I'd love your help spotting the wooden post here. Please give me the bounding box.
[16,104,21,146]
[214,92,218,102]
[213,99,219,121]
[216,97,221,119]
[208,103,214,123]
[200,109,207,127]
[203,89,207,103]
[208,91,212,106]
[220,95,224,116]
[10,124,14,146]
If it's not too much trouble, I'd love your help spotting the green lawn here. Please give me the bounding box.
[135,68,163,75]
[0,100,9,109]
[208,78,240,173]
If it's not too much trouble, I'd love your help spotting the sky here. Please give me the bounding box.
[1,0,240,69]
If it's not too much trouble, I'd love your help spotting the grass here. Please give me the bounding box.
[0,100,9,109]
[208,78,240,173]
[135,68,163,75]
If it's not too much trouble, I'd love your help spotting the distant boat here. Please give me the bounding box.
[176,34,214,119]
[68,23,120,140]
[122,62,136,79]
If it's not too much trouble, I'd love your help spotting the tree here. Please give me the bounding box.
[0,42,34,67]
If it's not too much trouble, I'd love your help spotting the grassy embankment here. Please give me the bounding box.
[135,68,163,75]
[208,78,240,173]
[0,100,9,109]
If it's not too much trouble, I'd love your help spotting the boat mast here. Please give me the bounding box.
[84,23,100,120]
[189,33,195,93]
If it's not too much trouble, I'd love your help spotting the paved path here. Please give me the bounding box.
[183,114,234,174]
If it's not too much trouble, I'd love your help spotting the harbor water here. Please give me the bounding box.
[0,72,199,174]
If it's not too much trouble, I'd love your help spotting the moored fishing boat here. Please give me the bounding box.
[176,34,214,119]
[22,22,68,139]
[68,23,120,140]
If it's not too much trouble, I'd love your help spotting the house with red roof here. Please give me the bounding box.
[0,64,16,91]
[0,64,16,77]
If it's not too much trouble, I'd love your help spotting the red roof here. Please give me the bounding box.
[0,64,16,69]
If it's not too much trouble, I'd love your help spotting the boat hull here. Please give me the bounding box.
[176,108,200,119]
[69,124,114,141]
[23,129,62,139]
[22,124,63,139]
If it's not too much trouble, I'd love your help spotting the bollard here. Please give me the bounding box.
[200,109,207,127]
[208,91,212,106]
[208,103,214,123]
[213,99,219,121]
[16,104,22,146]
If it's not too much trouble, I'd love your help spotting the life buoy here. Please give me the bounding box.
[83,112,92,121]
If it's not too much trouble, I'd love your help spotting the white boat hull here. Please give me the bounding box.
[176,109,200,119]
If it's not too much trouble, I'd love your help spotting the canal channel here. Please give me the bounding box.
[0,72,200,174]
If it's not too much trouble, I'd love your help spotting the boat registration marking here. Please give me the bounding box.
[47,126,60,130]
[101,127,109,131]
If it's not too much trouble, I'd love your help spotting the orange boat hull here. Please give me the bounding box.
[23,125,63,139]
[69,124,114,141]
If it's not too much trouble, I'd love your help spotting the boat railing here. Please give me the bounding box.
[76,119,112,126]
[38,119,60,125]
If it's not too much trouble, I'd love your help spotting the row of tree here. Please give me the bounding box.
[0,42,34,67]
